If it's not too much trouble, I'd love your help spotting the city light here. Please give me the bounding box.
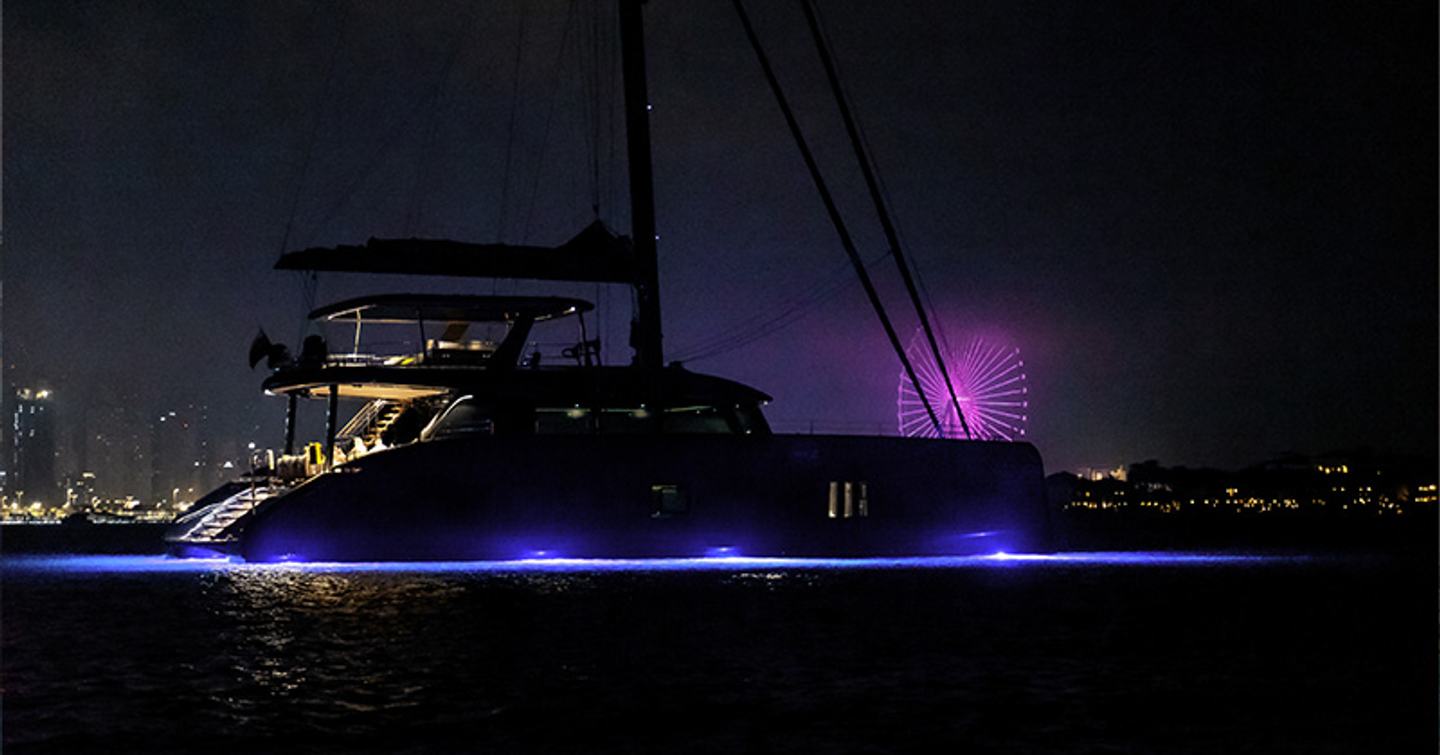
[1059,456,1434,517]
[3,394,240,523]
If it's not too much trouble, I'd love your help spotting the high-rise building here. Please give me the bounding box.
[11,387,57,503]
[68,470,98,510]
[86,402,149,500]
[150,404,211,506]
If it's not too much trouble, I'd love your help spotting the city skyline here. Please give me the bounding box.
[2,386,252,510]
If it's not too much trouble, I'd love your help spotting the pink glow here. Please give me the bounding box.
[897,329,1030,441]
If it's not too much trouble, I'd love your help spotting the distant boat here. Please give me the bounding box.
[167,1,1049,562]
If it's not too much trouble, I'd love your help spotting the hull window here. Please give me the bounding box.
[663,406,731,434]
[536,408,594,434]
[600,408,655,434]
[827,481,868,518]
[651,484,688,517]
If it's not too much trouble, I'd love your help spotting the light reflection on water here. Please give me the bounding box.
[0,551,1310,575]
[198,568,473,710]
[2,548,1421,754]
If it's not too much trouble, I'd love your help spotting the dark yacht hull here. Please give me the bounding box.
[232,435,1049,562]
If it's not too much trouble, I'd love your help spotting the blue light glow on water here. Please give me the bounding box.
[0,552,1310,575]
[2,555,241,573]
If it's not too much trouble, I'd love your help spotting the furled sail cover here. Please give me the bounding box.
[275,220,635,284]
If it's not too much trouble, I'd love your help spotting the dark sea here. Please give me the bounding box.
[3,548,1435,754]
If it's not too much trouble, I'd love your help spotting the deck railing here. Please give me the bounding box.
[768,419,899,436]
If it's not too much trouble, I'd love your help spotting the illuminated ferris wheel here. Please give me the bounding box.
[896,329,1029,440]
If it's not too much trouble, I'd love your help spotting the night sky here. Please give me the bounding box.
[7,0,1436,474]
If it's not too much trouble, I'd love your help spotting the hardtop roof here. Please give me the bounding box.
[310,294,594,324]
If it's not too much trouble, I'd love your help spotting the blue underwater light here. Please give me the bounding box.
[1,551,1310,575]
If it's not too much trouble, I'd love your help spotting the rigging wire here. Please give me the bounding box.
[731,0,945,437]
[496,2,531,243]
[278,2,347,340]
[587,0,603,216]
[673,250,886,359]
[591,1,606,361]
[520,0,582,244]
[604,4,621,230]
[824,27,952,356]
[604,3,627,350]
[672,251,889,363]
[278,2,341,258]
[800,0,971,438]
[300,70,462,250]
[808,6,953,357]
[590,5,604,362]
[404,10,477,237]
[287,10,480,331]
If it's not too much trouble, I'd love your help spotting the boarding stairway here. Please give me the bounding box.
[165,401,409,554]
[165,483,278,551]
[338,399,405,449]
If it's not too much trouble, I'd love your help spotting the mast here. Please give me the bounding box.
[618,0,663,372]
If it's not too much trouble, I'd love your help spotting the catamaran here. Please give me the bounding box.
[166,0,1049,562]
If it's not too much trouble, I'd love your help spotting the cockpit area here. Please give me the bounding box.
[308,293,599,371]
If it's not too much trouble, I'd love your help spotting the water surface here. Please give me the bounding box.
[4,553,1433,753]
